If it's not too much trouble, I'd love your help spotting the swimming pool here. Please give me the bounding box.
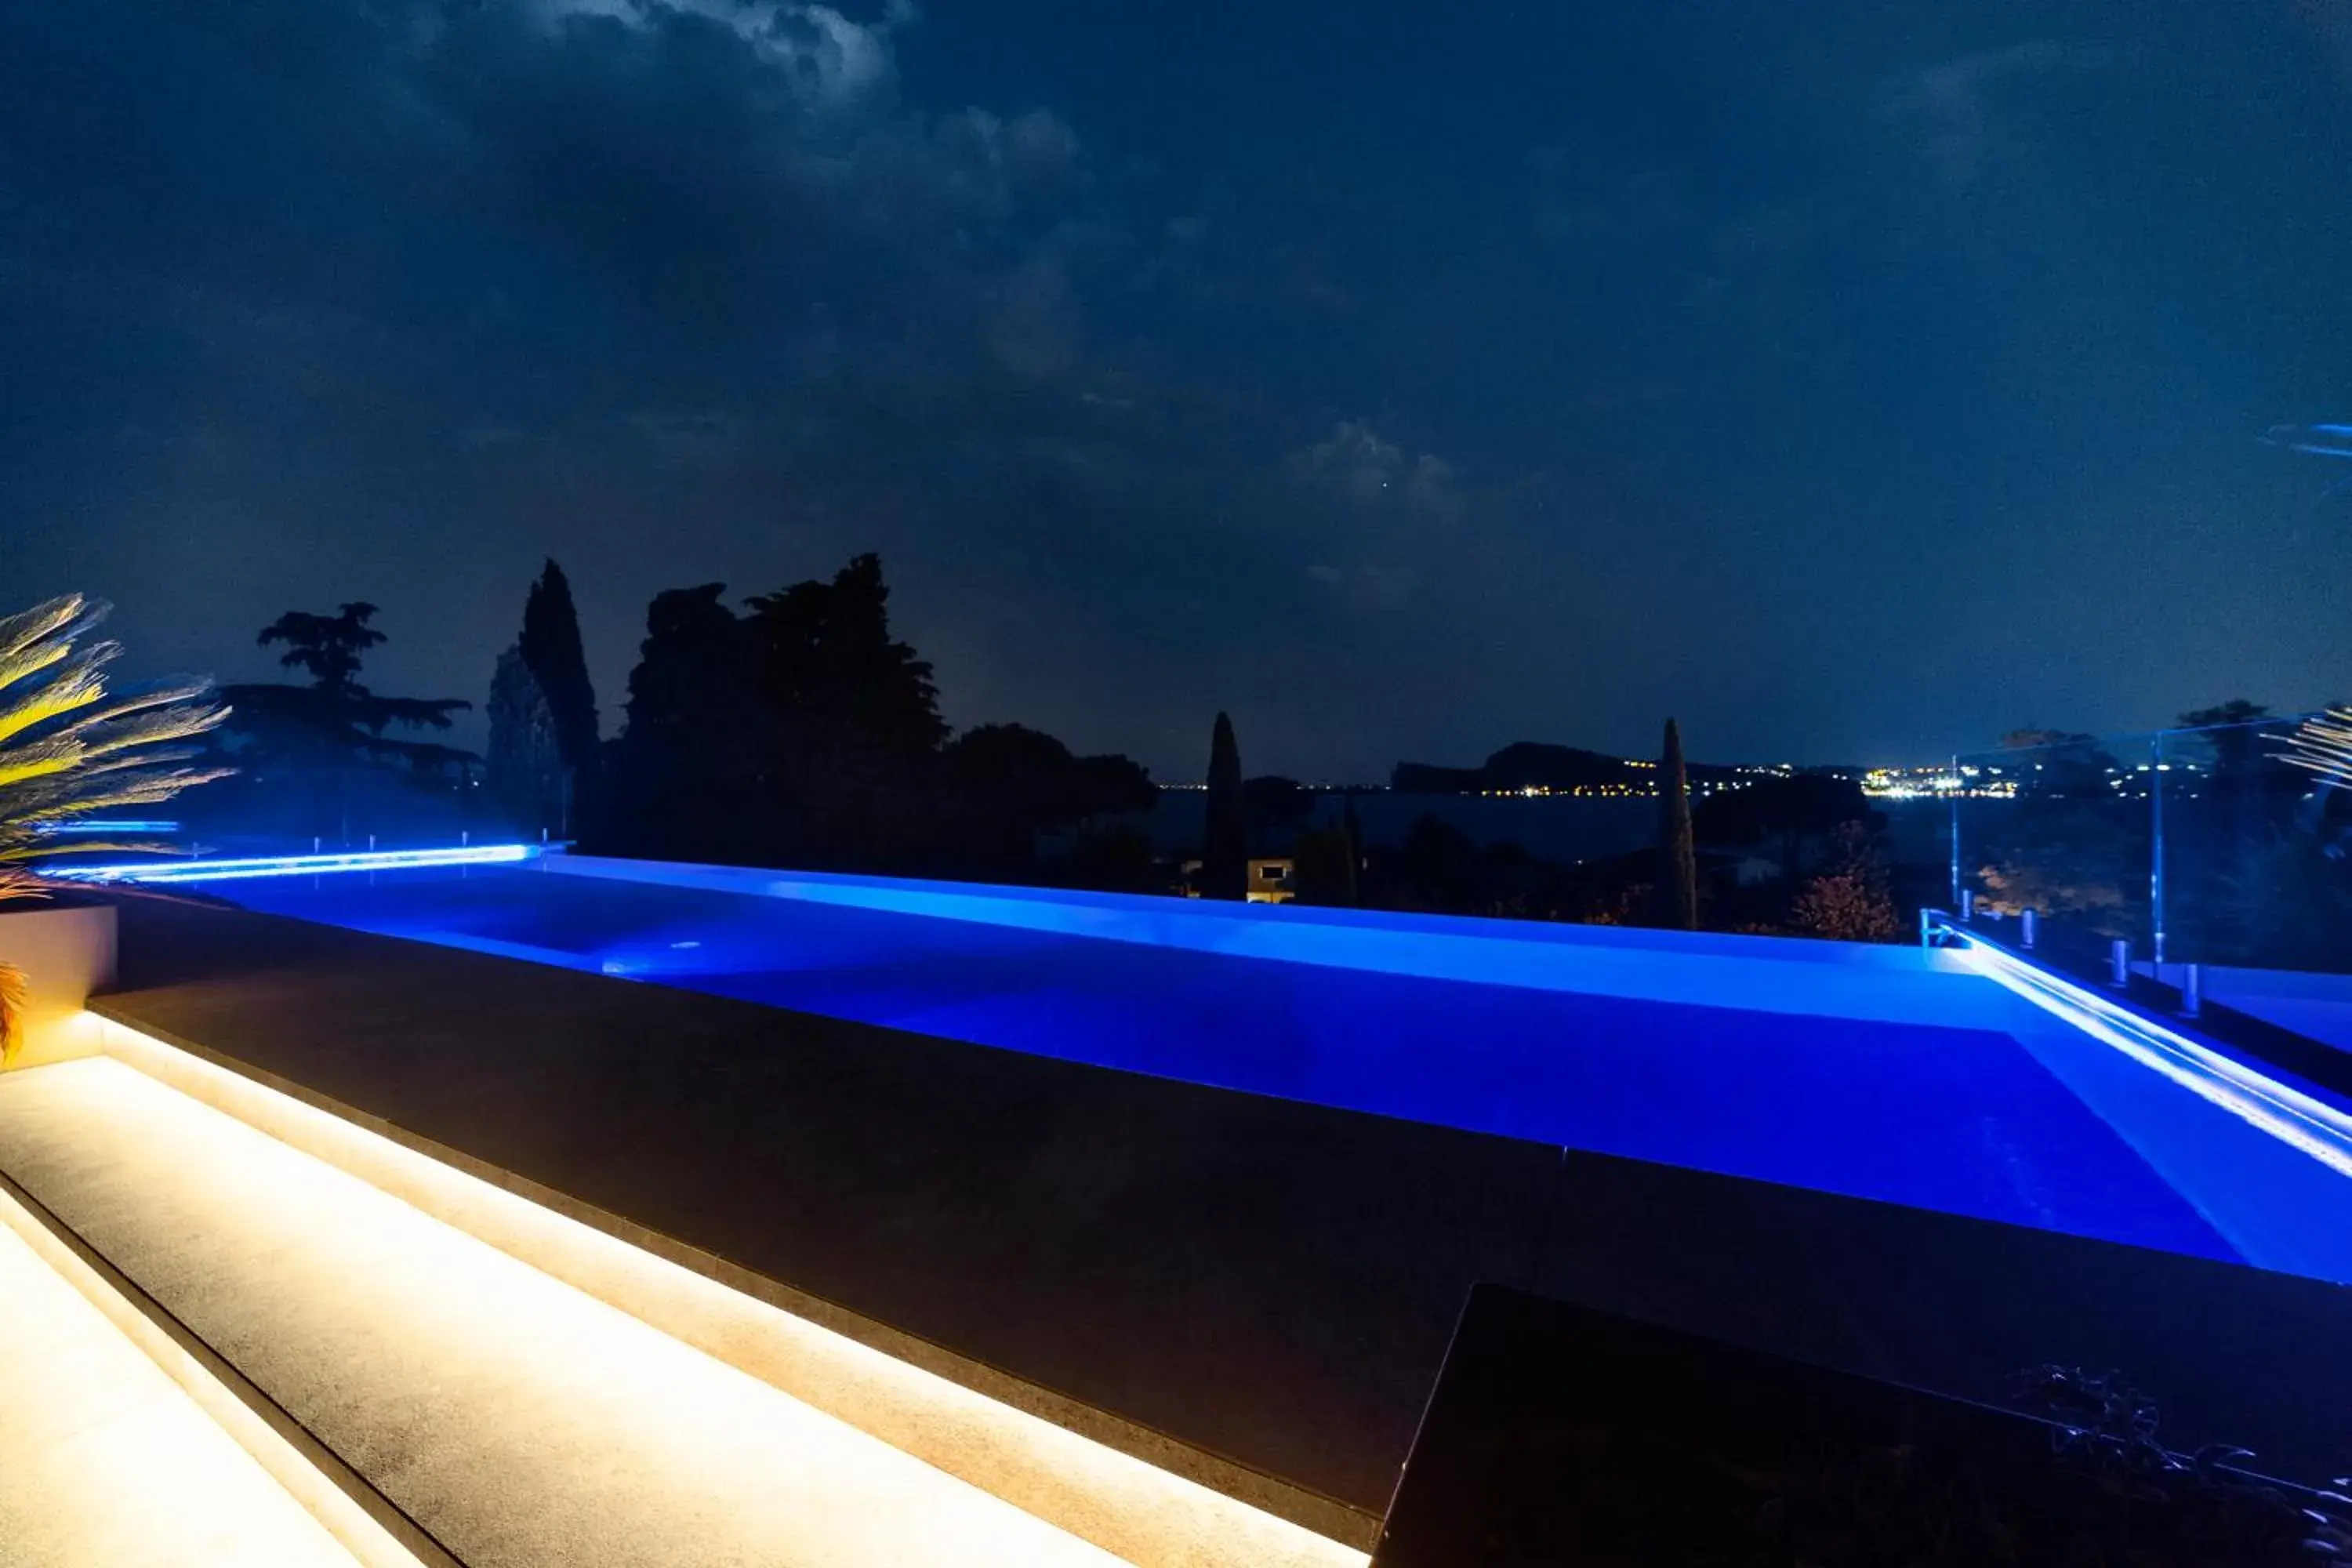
[180,851,2352,1281]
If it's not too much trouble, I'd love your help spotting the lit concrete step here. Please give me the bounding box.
[0,1050,1360,1568]
[0,1184,375,1568]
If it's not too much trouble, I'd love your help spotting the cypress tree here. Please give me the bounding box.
[1294,797,1363,907]
[1653,717,1699,930]
[1338,789,1363,905]
[485,646,563,834]
[1203,711,1247,899]
[518,559,601,785]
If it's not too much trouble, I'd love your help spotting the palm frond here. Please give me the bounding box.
[0,652,114,747]
[0,738,81,792]
[55,673,226,734]
[0,595,100,681]
[1,766,234,829]
[64,699,230,761]
[0,841,179,863]
[0,595,234,902]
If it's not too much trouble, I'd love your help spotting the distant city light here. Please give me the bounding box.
[1861,765,2013,800]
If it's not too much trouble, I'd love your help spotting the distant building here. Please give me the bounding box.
[1178,855,1296,902]
[1176,851,1308,902]
[1247,858,1294,904]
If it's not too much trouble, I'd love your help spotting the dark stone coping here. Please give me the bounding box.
[1373,1282,2351,1566]
[1536,1152,2352,1494]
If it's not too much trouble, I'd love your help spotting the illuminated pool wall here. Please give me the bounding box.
[535,855,2352,1283]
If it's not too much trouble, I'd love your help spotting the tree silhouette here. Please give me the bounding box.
[1202,711,1247,899]
[1243,775,1316,838]
[206,601,474,842]
[597,554,1167,880]
[223,602,471,772]
[2166,700,2346,965]
[741,554,946,867]
[1652,717,1698,930]
[1790,822,1902,942]
[600,557,964,869]
[485,648,564,835]
[742,554,946,760]
[1974,730,2141,934]
[2177,699,2270,778]
[519,560,600,782]
[597,584,765,863]
[1294,801,1361,906]
[944,723,1157,873]
[1399,811,1478,910]
[1693,772,1872,880]
[258,604,379,695]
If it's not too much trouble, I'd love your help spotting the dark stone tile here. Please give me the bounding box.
[101,896,1562,1512]
[1375,1283,2343,1567]
[1536,1149,2352,1486]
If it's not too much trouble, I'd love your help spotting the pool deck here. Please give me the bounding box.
[79,891,2352,1526]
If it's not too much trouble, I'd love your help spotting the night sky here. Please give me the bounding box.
[8,2,2352,780]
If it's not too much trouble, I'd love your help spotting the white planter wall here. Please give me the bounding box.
[0,903,117,1069]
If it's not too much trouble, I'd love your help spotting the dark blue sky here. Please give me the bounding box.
[7,0,2351,778]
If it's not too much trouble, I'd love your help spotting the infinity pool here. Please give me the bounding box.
[188,852,2352,1279]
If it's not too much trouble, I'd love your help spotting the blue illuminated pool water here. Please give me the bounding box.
[191,854,2352,1278]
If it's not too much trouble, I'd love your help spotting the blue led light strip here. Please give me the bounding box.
[51,843,540,884]
[1936,923,2352,1180]
[31,819,182,835]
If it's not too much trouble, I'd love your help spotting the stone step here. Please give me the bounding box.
[0,1174,387,1567]
[0,1043,1360,1568]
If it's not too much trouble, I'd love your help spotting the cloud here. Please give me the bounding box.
[1285,421,1467,612]
[526,0,905,114]
[1283,420,1461,519]
[997,108,1083,195]
[319,0,1103,368]
[1889,41,2112,187]
[985,248,1083,379]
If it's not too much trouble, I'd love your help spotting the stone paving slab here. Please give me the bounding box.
[0,1173,368,1568]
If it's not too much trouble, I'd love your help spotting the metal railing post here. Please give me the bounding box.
[2110,938,2129,989]
[2022,909,2038,950]
[1948,753,1962,909]
[2151,731,2168,966]
[2181,963,2201,1019]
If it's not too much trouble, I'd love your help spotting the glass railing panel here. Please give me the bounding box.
[1953,730,2158,971]
[2157,717,2352,975]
